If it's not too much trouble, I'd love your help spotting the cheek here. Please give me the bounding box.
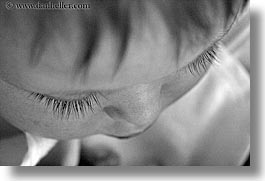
[160,69,205,109]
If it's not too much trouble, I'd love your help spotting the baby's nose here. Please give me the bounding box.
[103,84,162,130]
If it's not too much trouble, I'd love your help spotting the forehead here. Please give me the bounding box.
[0,0,237,92]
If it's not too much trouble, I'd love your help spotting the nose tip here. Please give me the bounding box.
[102,104,160,139]
[103,103,161,129]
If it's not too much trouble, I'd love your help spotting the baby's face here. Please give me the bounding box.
[0,1,238,139]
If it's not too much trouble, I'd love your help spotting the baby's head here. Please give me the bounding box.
[0,0,247,139]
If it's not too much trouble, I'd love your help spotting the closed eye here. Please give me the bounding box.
[29,91,102,119]
[185,42,220,76]
[28,42,220,120]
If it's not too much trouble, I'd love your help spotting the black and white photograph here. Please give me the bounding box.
[0,0,251,168]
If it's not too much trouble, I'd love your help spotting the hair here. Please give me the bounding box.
[25,0,248,76]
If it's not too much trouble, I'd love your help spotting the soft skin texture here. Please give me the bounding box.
[0,0,242,139]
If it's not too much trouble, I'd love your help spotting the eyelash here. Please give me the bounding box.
[186,43,220,75]
[29,92,101,119]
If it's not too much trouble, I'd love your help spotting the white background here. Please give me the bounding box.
[0,0,264,180]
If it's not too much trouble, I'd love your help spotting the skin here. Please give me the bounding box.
[0,1,238,140]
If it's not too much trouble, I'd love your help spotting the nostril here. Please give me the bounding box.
[103,106,127,121]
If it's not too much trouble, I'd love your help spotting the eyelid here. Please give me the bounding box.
[29,90,99,101]
[29,91,102,119]
[184,42,220,75]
